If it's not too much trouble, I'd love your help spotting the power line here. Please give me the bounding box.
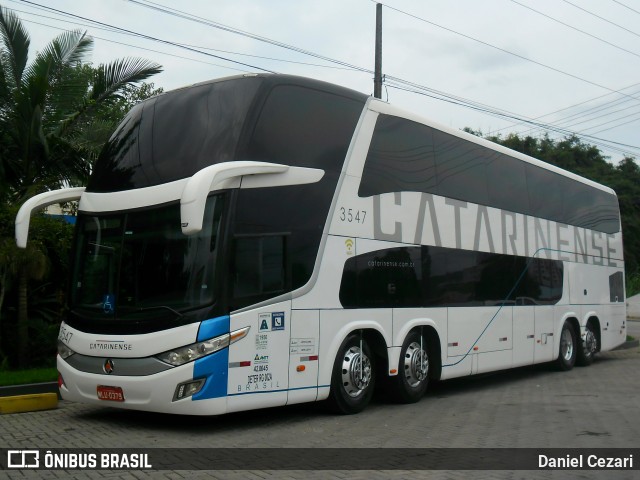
[126,0,372,74]
[579,109,640,133]
[385,82,638,158]
[13,0,638,157]
[17,16,252,73]
[16,0,279,73]
[515,88,640,137]
[378,1,640,104]
[489,81,640,134]
[385,77,640,157]
[510,0,640,60]
[125,0,640,151]
[611,0,640,16]
[561,0,640,39]
[6,3,356,71]
[173,43,356,71]
[591,114,640,135]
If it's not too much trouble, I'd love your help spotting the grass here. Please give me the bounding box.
[0,367,57,387]
[627,272,640,298]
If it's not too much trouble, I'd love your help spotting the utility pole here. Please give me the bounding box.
[374,3,382,99]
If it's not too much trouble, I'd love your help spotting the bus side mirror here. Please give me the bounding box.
[180,161,324,235]
[15,187,86,248]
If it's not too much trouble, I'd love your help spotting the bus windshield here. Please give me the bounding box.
[70,195,224,317]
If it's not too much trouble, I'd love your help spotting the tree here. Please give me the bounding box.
[0,6,162,201]
[0,6,163,367]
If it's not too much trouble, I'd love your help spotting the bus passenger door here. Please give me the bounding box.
[287,309,320,405]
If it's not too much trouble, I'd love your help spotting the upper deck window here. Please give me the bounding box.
[359,114,620,234]
[88,76,366,193]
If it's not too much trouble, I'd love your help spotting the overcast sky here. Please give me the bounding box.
[5,0,640,162]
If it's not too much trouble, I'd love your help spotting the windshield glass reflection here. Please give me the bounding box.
[71,195,223,317]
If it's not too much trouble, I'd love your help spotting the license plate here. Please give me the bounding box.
[97,385,125,402]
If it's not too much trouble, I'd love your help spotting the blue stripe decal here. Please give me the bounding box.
[197,315,230,342]
[192,349,229,400]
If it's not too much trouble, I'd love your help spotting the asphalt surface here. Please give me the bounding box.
[1,324,639,479]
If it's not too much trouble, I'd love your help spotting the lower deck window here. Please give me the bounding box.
[339,245,563,308]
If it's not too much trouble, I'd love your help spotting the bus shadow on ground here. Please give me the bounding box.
[70,360,577,433]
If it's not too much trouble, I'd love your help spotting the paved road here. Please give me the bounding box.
[2,340,639,480]
[627,318,640,339]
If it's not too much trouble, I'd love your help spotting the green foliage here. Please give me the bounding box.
[0,366,57,385]
[0,206,74,368]
[0,6,162,368]
[0,5,162,202]
[627,271,640,298]
[469,130,640,290]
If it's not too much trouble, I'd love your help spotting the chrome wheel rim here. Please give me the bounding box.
[341,346,372,398]
[561,327,574,361]
[403,341,428,387]
[583,327,597,358]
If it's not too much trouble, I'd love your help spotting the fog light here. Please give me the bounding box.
[173,379,205,401]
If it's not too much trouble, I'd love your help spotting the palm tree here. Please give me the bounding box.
[0,6,162,366]
[0,6,162,200]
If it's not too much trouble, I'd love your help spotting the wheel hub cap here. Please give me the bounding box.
[561,328,574,361]
[584,329,597,355]
[404,341,428,387]
[341,346,372,398]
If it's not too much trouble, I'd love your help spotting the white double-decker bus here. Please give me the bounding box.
[16,74,626,415]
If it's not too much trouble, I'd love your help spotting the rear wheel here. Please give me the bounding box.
[327,333,375,414]
[577,321,597,366]
[389,331,430,404]
[556,321,577,371]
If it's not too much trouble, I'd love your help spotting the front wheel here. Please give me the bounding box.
[556,321,577,371]
[327,333,375,414]
[389,331,430,403]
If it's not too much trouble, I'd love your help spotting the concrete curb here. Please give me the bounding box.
[614,339,639,350]
[0,381,59,398]
[0,392,58,414]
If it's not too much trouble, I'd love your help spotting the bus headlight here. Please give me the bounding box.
[156,326,250,367]
[57,341,75,359]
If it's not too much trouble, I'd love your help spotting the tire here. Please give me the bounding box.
[327,333,375,414]
[389,331,430,403]
[576,321,598,366]
[556,321,577,371]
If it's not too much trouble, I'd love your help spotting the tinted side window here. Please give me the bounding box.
[340,246,563,308]
[88,104,144,191]
[609,271,624,303]
[526,164,620,234]
[526,164,565,222]
[513,257,563,304]
[486,155,529,213]
[359,115,619,234]
[564,180,620,233]
[358,116,436,197]
[230,85,365,311]
[89,77,262,192]
[233,235,287,300]
[432,129,489,206]
[245,85,364,172]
